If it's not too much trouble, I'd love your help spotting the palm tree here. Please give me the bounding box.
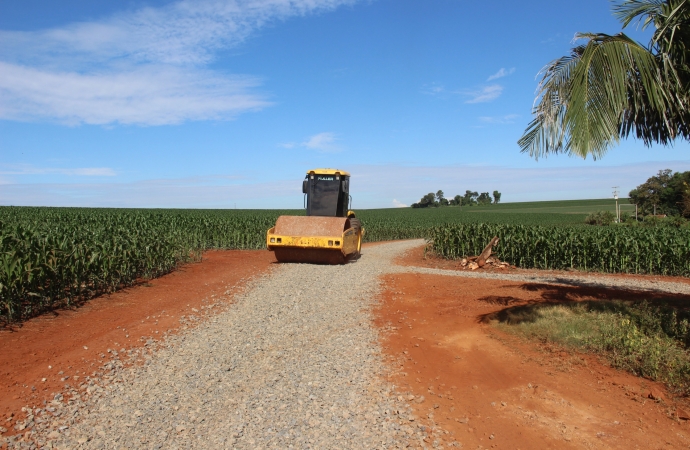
[519,0,690,160]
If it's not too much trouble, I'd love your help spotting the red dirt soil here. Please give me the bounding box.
[0,250,276,433]
[376,245,690,449]
[0,242,383,434]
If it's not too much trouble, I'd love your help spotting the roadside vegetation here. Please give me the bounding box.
[431,222,690,276]
[493,299,690,395]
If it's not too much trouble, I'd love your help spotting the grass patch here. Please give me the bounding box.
[493,300,690,394]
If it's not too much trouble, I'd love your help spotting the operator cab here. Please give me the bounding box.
[302,169,350,217]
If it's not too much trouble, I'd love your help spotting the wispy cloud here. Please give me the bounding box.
[541,33,566,45]
[0,63,269,125]
[487,67,515,81]
[392,199,407,208]
[421,82,446,96]
[478,114,520,124]
[423,82,504,103]
[0,0,358,126]
[463,85,503,104]
[302,132,341,153]
[0,164,116,176]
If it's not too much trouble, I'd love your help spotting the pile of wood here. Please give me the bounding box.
[458,256,512,270]
[457,236,514,271]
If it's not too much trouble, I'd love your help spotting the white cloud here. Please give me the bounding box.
[423,82,504,103]
[463,85,503,103]
[487,67,515,81]
[478,114,520,124]
[0,0,357,125]
[392,199,407,208]
[1,0,358,67]
[302,132,341,153]
[0,164,116,176]
[0,63,270,125]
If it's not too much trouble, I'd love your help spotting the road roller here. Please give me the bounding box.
[266,168,364,264]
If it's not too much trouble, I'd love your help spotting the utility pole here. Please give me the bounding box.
[612,187,619,222]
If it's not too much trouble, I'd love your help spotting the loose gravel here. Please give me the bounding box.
[15,240,424,450]
[9,239,690,450]
[397,259,690,295]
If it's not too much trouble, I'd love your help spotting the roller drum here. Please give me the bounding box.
[271,216,351,265]
[273,216,349,237]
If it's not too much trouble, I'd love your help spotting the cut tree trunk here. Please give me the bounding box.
[476,236,499,267]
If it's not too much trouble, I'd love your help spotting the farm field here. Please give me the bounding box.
[458,197,627,215]
[2,200,689,324]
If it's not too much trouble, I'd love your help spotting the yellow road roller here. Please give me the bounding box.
[266,168,364,264]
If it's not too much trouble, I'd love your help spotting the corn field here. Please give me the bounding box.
[431,223,690,276]
[0,207,285,322]
[2,206,689,323]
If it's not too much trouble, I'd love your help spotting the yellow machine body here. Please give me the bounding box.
[266,169,363,264]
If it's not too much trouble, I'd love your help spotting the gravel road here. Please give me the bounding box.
[22,240,423,450]
[11,239,690,450]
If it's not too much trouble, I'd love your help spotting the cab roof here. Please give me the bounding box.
[307,168,350,177]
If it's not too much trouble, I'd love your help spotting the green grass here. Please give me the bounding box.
[358,198,635,230]
[493,300,690,395]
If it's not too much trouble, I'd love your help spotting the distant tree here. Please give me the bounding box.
[411,192,438,208]
[629,169,690,216]
[477,192,492,205]
[462,190,478,206]
[451,194,463,206]
[493,190,501,204]
[436,190,445,203]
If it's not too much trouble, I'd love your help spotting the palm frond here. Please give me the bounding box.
[519,33,673,160]
[613,0,666,31]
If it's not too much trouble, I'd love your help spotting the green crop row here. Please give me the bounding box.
[2,206,689,324]
[431,223,690,276]
[0,207,286,322]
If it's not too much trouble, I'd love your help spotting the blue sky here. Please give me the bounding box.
[1,0,689,209]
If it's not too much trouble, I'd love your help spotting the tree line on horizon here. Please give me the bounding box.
[411,190,501,208]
